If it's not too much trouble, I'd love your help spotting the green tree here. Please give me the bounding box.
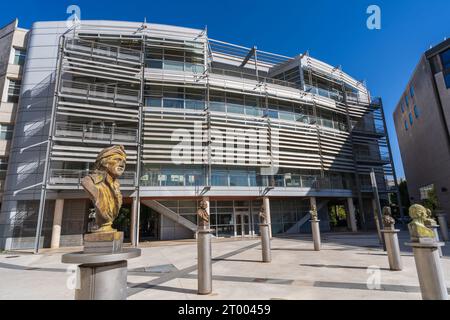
[423,187,439,211]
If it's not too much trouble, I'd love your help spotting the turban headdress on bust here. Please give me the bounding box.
[93,145,127,170]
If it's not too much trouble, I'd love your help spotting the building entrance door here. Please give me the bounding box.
[235,208,251,237]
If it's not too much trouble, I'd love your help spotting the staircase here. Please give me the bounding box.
[284,200,330,234]
[141,200,198,233]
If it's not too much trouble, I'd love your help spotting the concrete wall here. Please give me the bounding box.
[394,54,450,219]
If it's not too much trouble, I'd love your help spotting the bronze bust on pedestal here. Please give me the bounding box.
[81,145,127,234]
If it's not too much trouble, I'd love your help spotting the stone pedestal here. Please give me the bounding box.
[381,229,402,271]
[429,226,443,257]
[436,213,449,242]
[260,224,271,263]
[83,231,124,254]
[406,241,448,300]
[311,220,321,251]
[61,248,141,300]
[197,229,213,295]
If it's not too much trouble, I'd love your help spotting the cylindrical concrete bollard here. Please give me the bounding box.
[436,213,449,242]
[61,248,141,300]
[311,220,321,251]
[260,224,271,263]
[197,229,213,295]
[406,242,448,300]
[381,230,403,271]
[430,225,443,257]
[76,261,128,300]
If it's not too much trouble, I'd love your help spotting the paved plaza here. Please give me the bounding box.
[0,232,449,300]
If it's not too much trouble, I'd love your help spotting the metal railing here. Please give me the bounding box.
[49,169,135,187]
[304,84,343,102]
[140,171,352,190]
[65,38,142,63]
[355,152,390,163]
[60,80,140,104]
[351,122,385,135]
[210,67,302,90]
[54,122,138,144]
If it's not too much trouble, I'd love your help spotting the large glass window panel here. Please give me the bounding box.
[185,99,205,110]
[145,97,162,107]
[163,98,184,109]
[164,60,184,71]
[227,103,245,115]
[230,172,249,186]
[210,102,226,112]
[212,171,228,186]
[147,59,163,69]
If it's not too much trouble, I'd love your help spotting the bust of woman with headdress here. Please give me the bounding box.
[81,145,127,233]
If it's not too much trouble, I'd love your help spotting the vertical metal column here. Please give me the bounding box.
[132,34,146,247]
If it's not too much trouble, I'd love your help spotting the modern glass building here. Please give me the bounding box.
[0,20,400,250]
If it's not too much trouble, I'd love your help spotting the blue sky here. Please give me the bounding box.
[2,0,450,179]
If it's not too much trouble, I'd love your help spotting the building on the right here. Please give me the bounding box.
[393,38,450,222]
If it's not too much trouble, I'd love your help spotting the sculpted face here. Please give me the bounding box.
[103,155,126,178]
[200,200,208,210]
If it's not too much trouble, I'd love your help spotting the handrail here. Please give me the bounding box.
[65,38,142,62]
[60,79,140,103]
[49,169,135,186]
[54,122,139,143]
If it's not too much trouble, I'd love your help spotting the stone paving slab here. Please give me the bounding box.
[0,232,449,300]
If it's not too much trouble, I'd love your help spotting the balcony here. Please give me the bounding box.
[54,122,138,145]
[351,122,385,136]
[65,38,142,63]
[210,67,302,90]
[49,169,135,187]
[355,152,390,163]
[60,80,140,105]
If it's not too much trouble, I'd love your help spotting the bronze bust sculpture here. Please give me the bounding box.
[310,205,318,221]
[382,206,395,230]
[81,145,127,233]
[197,199,210,229]
[408,204,435,241]
[424,208,438,227]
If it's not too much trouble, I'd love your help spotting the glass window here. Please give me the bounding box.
[404,120,408,131]
[163,98,184,109]
[145,97,162,107]
[230,172,248,186]
[409,113,413,125]
[210,102,226,113]
[267,110,279,119]
[441,49,450,70]
[227,104,245,115]
[409,85,415,98]
[185,100,204,110]
[444,73,450,89]
[13,49,26,65]
[164,60,184,71]
[0,125,14,140]
[414,105,420,118]
[400,102,405,113]
[7,79,21,103]
[147,59,163,69]
[405,95,409,107]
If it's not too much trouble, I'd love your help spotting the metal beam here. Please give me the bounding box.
[240,46,256,68]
